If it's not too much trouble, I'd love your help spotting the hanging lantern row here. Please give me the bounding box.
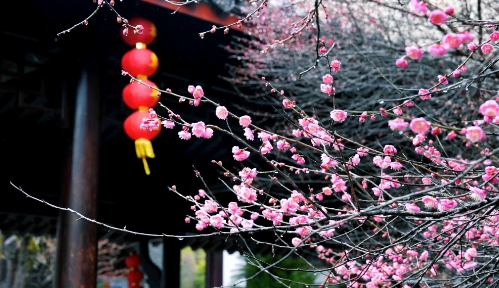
[126,254,144,288]
[120,17,160,175]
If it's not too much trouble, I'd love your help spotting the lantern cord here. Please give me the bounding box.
[142,157,151,175]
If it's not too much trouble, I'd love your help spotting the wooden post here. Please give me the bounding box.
[206,250,224,288]
[54,61,100,288]
[161,237,181,288]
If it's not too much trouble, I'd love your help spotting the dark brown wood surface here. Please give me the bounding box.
[55,62,100,288]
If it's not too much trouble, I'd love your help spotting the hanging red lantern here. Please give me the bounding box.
[123,80,160,110]
[124,110,161,175]
[124,110,161,141]
[125,254,141,268]
[121,17,157,47]
[121,48,159,78]
[126,269,144,284]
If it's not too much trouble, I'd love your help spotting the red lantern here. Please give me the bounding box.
[123,80,160,110]
[121,48,159,78]
[124,110,161,175]
[125,254,141,268]
[121,17,157,47]
[124,110,161,141]
[126,269,144,284]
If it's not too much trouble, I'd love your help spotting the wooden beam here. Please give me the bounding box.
[54,60,100,288]
[161,237,181,288]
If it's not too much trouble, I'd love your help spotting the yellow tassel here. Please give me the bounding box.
[142,158,150,175]
[135,139,155,175]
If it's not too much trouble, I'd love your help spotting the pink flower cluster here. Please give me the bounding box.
[139,109,160,131]
[373,156,403,170]
[191,121,214,139]
[188,85,204,106]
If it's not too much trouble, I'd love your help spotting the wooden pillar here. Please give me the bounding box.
[54,61,100,288]
[206,250,224,288]
[161,237,181,288]
[138,240,161,287]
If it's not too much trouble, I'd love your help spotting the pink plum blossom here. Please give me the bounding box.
[405,46,423,59]
[241,219,254,229]
[459,32,474,44]
[470,187,487,201]
[260,141,273,154]
[491,32,499,41]
[438,199,458,211]
[395,58,408,69]
[438,75,448,85]
[466,248,478,258]
[323,74,334,85]
[443,34,462,49]
[234,184,257,203]
[277,140,290,151]
[210,215,225,229]
[232,146,250,161]
[292,237,302,247]
[216,106,228,119]
[468,42,478,51]
[191,121,213,139]
[428,43,448,56]
[419,89,431,100]
[192,85,204,99]
[282,99,295,108]
[409,0,427,14]
[466,126,485,143]
[239,115,252,127]
[482,43,493,54]
[292,154,305,164]
[330,60,341,72]
[178,130,192,140]
[163,120,175,129]
[388,118,409,131]
[384,145,397,155]
[244,128,254,140]
[351,154,360,166]
[202,200,219,213]
[321,84,335,95]
[405,203,421,214]
[429,10,448,25]
[480,100,499,122]
[330,110,348,122]
[239,168,258,184]
[410,118,431,134]
[422,196,438,209]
